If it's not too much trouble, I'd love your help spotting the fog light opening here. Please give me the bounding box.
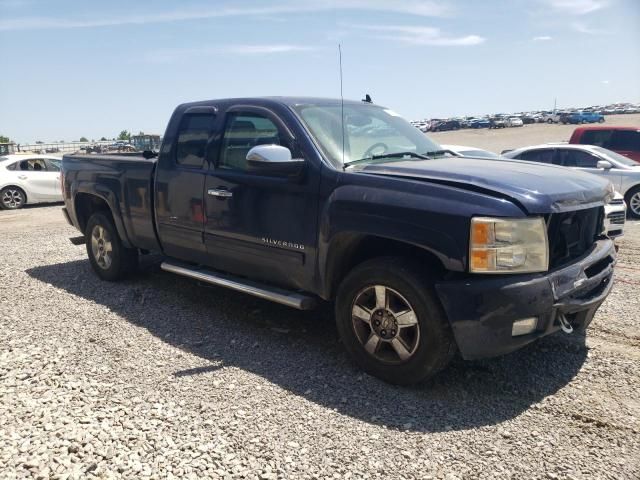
[512,317,538,337]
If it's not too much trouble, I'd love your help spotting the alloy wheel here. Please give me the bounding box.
[630,192,640,216]
[90,225,113,270]
[351,285,420,364]
[1,189,24,209]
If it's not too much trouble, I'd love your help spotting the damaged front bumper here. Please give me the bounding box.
[435,239,616,360]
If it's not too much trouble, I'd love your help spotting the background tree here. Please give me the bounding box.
[100,137,107,141]
[79,137,89,142]
[118,130,131,141]
[35,140,44,144]
[0,135,10,143]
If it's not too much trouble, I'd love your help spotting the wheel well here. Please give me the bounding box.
[326,234,446,299]
[74,193,113,233]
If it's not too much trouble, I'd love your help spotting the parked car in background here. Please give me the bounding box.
[470,118,491,129]
[440,144,500,159]
[562,111,605,124]
[569,126,640,163]
[543,112,563,124]
[604,192,626,240]
[521,116,536,125]
[431,120,461,131]
[503,144,640,218]
[0,155,63,209]
[506,117,524,127]
[489,117,506,129]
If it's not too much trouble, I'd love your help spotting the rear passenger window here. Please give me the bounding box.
[610,131,640,151]
[581,129,612,147]
[219,113,282,171]
[517,149,555,163]
[176,113,216,168]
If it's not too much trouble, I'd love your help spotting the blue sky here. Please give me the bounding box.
[1,0,638,143]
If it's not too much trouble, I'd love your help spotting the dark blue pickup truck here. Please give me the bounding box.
[61,97,616,384]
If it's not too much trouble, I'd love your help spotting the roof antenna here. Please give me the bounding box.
[339,44,346,170]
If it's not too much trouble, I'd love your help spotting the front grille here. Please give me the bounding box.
[607,211,626,225]
[547,207,604,269]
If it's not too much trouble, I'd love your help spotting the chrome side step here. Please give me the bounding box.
[160,260,317,310]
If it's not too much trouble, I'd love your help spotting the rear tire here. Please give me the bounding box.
[0,186,26,210]
[85,212,138,281]
[335,257,456,385]
[626,186,640,219]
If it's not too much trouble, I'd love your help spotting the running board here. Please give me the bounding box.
[160,260,317,310]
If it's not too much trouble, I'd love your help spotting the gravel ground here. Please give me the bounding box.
[429,114,640,154]
[1,205,639,480]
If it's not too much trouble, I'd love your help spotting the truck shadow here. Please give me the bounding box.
[27,258,589,433]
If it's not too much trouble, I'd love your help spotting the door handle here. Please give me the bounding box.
[18,175,27,180]
[208,188,233,198]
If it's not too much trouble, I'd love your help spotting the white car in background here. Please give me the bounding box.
[604,192,626,240]
[506,117,524,127]
[0,155,63,210]
[440,144,501,159]
[502,144,640,218]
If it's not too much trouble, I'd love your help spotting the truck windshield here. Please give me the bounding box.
[293,103,442,168]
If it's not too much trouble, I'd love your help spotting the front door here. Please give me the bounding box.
[203,106,319,291]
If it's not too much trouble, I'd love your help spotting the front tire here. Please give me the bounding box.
[85,212,138,281]
[626,186,640,219]
[0,187,26,210]
[335,257,455,385]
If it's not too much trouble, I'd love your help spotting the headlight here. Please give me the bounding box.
[469,217,549,273]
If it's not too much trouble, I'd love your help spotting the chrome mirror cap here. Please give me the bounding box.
[246,144,293,163]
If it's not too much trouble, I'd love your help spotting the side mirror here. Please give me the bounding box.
[246,145,304,176]
[597,160,613,169]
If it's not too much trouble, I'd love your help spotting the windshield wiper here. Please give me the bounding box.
[343,151,430,169]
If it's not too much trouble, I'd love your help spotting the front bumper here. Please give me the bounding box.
[435,239,616,360]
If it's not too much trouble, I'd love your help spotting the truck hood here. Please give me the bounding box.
[359,157,612,214]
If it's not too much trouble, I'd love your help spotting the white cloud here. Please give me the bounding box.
[0,1,452,31]
[350,24,485,46]
[532,35,553,41]
[540,0,610,15]
[148,44,316,63]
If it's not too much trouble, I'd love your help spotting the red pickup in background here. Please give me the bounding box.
[569,126,640,163]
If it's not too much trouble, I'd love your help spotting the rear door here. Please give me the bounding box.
[155,107,217,263]
[202,105,319,291]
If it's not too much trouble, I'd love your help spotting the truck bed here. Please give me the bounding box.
[62,152,160,252]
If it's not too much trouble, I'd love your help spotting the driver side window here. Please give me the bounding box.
[219,113,282,172]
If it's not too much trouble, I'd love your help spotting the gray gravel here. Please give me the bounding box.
[1,205,639,479]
